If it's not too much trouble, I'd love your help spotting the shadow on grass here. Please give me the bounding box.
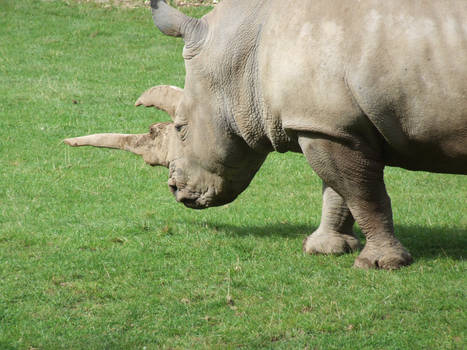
[395,224,466,260]
[193,220,466,261]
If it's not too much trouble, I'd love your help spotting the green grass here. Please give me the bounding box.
[0,0,466,348]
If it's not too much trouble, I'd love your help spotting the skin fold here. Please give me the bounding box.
[65,0,467,269]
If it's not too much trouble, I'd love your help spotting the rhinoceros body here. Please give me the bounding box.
[65,0,467,269]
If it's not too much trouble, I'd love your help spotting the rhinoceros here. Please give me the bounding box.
[64,0,467,270]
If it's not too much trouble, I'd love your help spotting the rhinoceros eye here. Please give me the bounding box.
[174,123,188,140]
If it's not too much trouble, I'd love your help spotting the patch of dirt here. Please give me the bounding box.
[72,0,218,8]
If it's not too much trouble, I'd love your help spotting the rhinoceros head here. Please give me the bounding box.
[64,0,267,209]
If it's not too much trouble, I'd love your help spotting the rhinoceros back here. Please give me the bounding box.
[256,0,467,174]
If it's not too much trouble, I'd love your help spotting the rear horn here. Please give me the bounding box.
[135,85,183,119]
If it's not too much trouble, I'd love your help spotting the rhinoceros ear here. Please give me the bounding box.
[150,0,207,44]
[135,85,183,120]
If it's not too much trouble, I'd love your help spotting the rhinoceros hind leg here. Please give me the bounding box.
[303,182,360,254]
[298,134,413,270]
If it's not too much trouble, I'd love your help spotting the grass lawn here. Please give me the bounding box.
[0,0,466,348]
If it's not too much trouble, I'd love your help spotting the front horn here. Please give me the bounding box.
[64,122,173,168]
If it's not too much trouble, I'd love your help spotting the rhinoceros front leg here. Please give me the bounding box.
[303,182,361,254]
[298,134,413,270]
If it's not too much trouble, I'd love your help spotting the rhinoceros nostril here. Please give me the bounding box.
[168,179,178,195]
[169,184,178,195]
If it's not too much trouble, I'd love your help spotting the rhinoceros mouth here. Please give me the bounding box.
[168,177,214,209]
[176,190,213,209]
[181,197,209,209]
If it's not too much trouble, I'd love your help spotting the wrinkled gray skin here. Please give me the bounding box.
[65,0,467,269]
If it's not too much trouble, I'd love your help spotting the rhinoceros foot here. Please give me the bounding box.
[353,241,413,270]
[303,230,361,255]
